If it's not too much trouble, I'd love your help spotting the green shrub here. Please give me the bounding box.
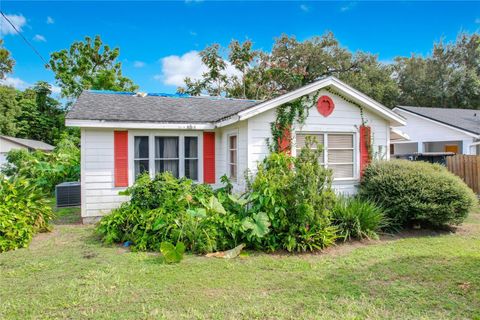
[1,134,80,193]
[246,137,337,252]
[96,173,243,253]
[0,175,54,252]
[332,196,385,241]
[359,160,477,228]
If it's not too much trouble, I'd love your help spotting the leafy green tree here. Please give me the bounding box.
[49,35,138,98]
[0,85,20,135]
[15,82,66,144]
[179,33,400,106]
[0,39,15,79]
[394,33,480,109]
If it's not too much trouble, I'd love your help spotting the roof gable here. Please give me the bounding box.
[231,77,406,127]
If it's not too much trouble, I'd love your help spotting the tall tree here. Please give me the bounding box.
[49,35,138,98]
[15,81,66,144]
[0,39,15,79]
[394,33,480,109]
[179,33,400,107]
[0,85,20,135]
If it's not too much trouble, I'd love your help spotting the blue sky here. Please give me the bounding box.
[1,1,479,95]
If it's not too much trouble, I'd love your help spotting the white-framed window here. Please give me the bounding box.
[155,136,179,178]
[133,134,199,181]
[296,132,355,179]
[184,136,199,180]
[134,136,149,177]
[228,134,238,180]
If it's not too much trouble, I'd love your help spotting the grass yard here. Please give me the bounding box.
[0,207,479,319]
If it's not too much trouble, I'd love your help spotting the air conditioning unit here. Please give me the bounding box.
[55,182,81,207]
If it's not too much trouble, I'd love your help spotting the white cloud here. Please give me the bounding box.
[0,14,27,36]
[46,16,54,24]
[0,76,31,90]
[475,18,480,24]
[133,61,146,68]
[157,50,241,87]
[50,85,61,94]
[0,76,61,95]
[185,0,204,3]
[340,2,357,12]
[189,31,197,36]
[300,4,310,12]
[33,34,46,42]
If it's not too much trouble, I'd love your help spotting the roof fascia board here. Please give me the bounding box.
[393,107,480,138]
[235,77,406,126]
[66,119,215,130]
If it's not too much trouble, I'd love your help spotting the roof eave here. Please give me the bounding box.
[65,119,216,130]
[393,107,480,138]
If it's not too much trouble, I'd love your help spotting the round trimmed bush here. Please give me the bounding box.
[359,160,477,228]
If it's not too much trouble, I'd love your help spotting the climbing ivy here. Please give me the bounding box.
[269,92,320,152]
[269,87,375,161]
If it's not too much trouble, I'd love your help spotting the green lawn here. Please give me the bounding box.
[1,207,479,319]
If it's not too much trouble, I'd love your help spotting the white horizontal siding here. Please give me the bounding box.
[81,128,128,219]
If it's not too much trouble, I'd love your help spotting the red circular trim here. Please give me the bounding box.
[317,95,335,117]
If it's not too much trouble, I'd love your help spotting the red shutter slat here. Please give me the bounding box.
[359,125,371,176]
[203,132,216,184]
[278,125,291,154]
[114,131,129,187]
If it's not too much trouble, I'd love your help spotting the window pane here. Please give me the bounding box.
[230,150,237,164]
[134,136,149,158]
[230,164,237,179]
[155,137,179,158]
[329,164,354,178]
[328,134,353,148]
[328,150,354,163]
[185,159,198,180]
[185,137,198,158]
[134,160,149,177]
[296,134,324,149]
[229,135,237,150]
[155,160,179,178]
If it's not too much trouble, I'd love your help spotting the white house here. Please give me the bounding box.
[391,107,480,156]
[0,135,54,167]
[66,77,406,223]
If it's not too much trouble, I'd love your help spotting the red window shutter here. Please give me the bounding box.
[359,125,371,176]
[114,131,129,187]
[203,132,216,184]
[278,125,291,154]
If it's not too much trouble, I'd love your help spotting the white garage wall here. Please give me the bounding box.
[392,109,476,154]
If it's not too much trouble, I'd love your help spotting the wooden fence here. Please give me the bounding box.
[446,155,480,195]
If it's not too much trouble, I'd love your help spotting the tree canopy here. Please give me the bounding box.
[179,32,480,109]
[49,35,138,99]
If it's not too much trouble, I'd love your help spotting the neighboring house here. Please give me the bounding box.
[66,76,405,223]
[0,135,54,167]
[391,107,480,156]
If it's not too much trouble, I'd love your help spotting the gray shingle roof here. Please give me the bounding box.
[397,106,480,135]
[66,91,262,123]
[0,135,54,151]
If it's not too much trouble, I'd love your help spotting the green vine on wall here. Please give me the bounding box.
[269,87,376,161]
[269,92,320,152]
